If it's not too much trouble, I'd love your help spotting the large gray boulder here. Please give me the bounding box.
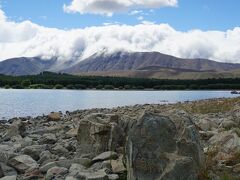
[77,113,125,156]
[0,145,17,163]
[45,166,68,180]
[39,158,91,173]
[208,130,240,165]
[21,145,47,161]
[0,165,3,178]
[0,176,17,180]
[125,112,204,180]
[8,155,38,173]
[0,163,17,177]
[92,151,118,163]
[2,120,26,140]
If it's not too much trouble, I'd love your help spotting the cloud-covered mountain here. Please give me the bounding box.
[64,51,240,73]
[1,51,240,79]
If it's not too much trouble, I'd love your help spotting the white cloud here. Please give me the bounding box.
[63,0,178,16]
[137,16,144,21]
[0,8,240,64]
[129,10,143,15]
[0,8,6,22]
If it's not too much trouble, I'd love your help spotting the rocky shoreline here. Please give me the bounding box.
[0,97,240,180]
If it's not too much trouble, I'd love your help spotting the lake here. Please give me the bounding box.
[0,89,239,119]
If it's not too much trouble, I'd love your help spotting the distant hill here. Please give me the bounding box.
[0,57,56,76]
[1,51,240,79]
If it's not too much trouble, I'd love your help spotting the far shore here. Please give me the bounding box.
[0,87,240,92]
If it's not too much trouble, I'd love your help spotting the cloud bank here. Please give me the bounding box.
[63,0,178,16]
[0,9,240,63]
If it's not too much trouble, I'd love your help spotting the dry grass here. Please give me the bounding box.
[199,146,240,180]
[177,97,240,114]
[198,146,219,180]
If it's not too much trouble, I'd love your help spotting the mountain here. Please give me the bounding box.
[1,51,240,79]
[64,51,240,73]
[0,57,56,76]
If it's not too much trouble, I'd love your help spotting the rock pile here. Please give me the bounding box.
[0,97,239,179]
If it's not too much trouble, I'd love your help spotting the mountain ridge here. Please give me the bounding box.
[64,51,240,73]
[1,51,240,79]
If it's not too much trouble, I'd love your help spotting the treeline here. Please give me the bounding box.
[0,72,240,90]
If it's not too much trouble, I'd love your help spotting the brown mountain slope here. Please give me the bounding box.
[64,51,240,74]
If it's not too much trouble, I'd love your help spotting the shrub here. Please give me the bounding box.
[153,86,161,90]
[88,85,94,89]
[75,84,87,89]
[66,84,75,89]
[21,80,31,87]
[124,85,132,89]
[96,85,104,89]
[29,84,54,89]
[12,84,24,89]
[55,84,64,89]
[104,85,115,90]
[136,86,145,90]
[4,85,10,89]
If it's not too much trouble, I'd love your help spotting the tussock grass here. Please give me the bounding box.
[177,97,240,114]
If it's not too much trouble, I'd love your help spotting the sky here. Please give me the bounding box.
[0,0,240,63]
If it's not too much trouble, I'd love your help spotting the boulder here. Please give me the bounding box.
[209,130,240,153]
[8,155,38,173]
[233,163,240,173]
[77,113,125,156]
[2,120,26,139]
[38,133,57,144]
[195,118,218,131]
[125,112,204,180]
[21,145,47,161]
[208,130,240,165]
[0,163,17,177]
[51,144,68,155]
[107,174,119,180]
[38,150,55,165]
[89,161,112,172]
[39,158,91,173]
[220,120,237,130]
[76,169,108,180]
[69,163,86,177]
[110,155,126,174]
[48,112,61,121]
[233,104,240,122]
[66,128,78,138]
[92,152,118,162]
[0,166,3,178]
[23,168,44,179]
[45,166,68,180]
[65,176,78,180]
[0,145,17,163]
[0,176,17,180]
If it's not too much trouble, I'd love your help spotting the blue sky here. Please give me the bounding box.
[1,0,239,31]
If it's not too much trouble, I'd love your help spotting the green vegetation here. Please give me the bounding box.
[21,79,31,87]
[54,84,64,89]
[0,71,240,90]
